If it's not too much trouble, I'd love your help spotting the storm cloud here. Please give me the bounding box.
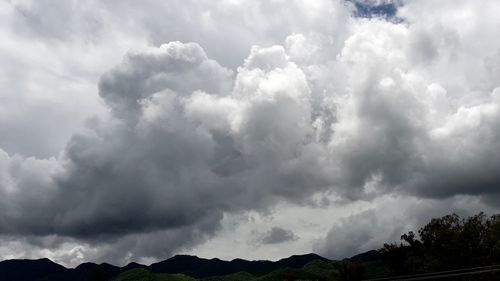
[1,0,500,266]
[261,227,299,245]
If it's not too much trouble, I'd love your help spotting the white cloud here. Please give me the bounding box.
[1,0,500,266]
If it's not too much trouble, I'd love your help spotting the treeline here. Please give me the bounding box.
[378,212,500,279]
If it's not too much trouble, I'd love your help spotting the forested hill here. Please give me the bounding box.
[0,253,330,281]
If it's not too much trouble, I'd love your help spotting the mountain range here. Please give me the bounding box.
[0,253,342,281]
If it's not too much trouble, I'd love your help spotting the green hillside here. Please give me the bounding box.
[122,259,341,281]
[254,267,326,281]
[112,268,195,281]
[198,271,255,281]
[195,258,387,281]
[197,259,339,281]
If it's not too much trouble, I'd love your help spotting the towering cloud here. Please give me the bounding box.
[1,0,500,265]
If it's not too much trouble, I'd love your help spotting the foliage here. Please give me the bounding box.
[337,262,365,281]
[111,268,195,281]
[253,267,327,281]
[379,212,500,278]
[302,259,338,280]
[198,271,254,281]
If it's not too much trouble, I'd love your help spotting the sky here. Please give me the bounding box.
[1,0,500,268]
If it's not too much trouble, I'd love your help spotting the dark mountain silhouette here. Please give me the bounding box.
[0,258,65,281]
[276,253,330,268]
[36,262,121,281]
[0,253,329,281]
[121,262,146,272]
[149,253,329,277]
[345,249,381,263]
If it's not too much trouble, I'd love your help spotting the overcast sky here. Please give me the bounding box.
[1,0,500,267]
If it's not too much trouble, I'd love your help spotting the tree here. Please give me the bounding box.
[379,212,500,277]
[338,261,365,281]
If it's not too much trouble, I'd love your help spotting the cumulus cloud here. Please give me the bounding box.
[0,40,331,264]
[260,227,299,245]
[1,0,500,266]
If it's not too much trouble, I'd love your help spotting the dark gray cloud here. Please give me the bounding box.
[260,227,299,245]
[1,43,234,241]
[0,41,333,264]
[1,0,500,267]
